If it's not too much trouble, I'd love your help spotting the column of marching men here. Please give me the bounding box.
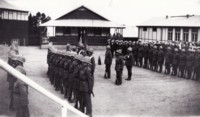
[6,41,29,117]
[47,44,95,117]
[105,39,200,86]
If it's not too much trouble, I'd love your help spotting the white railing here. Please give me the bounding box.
[0,59,88,117]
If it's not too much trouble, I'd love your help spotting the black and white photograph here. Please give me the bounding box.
[1,0,200,117]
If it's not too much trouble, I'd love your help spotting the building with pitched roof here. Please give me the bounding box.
[137,15,200,42]
[0,0,29,46]
[40,5,125,45]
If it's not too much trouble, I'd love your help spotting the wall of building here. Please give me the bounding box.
[138,26,200,42]
[0,8,28,45]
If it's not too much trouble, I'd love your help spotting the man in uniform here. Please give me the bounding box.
[79,56,94,117]
[87,48,95,76]
[165,47,172,75]
[171,48,179,76]
[138,43,143,67]
[124,47,134,81]
[193,49,200,80]
[152,46,158,71]
[178,49,186,78]
[157,46,164,73]
[185,50,194,79]
[115,49,124,85]
[143,43,149,69]
[104,46,113,79]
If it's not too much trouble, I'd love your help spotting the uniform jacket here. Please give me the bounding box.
[115,55,124,71]
[104,49,112,65]
[79,66,94,93]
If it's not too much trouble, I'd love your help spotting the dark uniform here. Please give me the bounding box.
[171,49,179,76]
[152,46,158,71]
[115,49,124,85]
[104,46,112,78]
[165,48,172,75]
[178,49,186,78]
[185,51,194,79]
[193,50,200,80]
[125,47,134,80]
[79,57,94,117]
[157,46,164,73]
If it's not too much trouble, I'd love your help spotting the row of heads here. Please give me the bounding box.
[49,47,92,65]
[108,39,199,47]
[66,43,94,53]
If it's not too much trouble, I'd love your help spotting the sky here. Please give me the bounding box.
[6,0,200,36]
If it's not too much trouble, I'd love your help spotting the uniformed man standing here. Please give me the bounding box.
[178,49,186,78]
[157,46,164,73]
[193,49,200,80]
[115,49,124,85]
[171,48,179,76]
[79,57,94,117]
[152,46,158,71]
[104,46,113,79]
[88,48,95,76]
[165,47,172,75]
[124,47,134,81]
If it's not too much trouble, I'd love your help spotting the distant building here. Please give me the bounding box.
[137,15,200,42]
[0,0,29,46]
[41,5,125,46]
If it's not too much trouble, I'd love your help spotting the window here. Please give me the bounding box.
[63,27,71,36]
[102,28,109,36]
[17,12,21,20]
[55,27,63,36]
[94,28,102,36]
[24,13,28,21]
[175,28,180,41]
[143,27,147,31]
[13,12,17,20]
[3,11,8,19]
[87,28,94,36]
[70,28,78,36]
[192,28,198,42]
[8,11,13,20]
[183,28,189,42]
[153,27,157,32]
[168,28,173,40]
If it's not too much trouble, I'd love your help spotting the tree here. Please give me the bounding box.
[28,12,51,36]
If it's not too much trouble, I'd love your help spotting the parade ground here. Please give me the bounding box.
[1,46,200,117]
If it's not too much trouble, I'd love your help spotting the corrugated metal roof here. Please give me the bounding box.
[137,15,200,27]
[40,19,125,28]
[0,0,28,12]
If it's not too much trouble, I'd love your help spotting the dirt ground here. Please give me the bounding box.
[1,46,200,117]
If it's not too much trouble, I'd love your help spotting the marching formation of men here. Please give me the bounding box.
[47,44,95,117]
[7,42,29,117]
[106,38,200,85]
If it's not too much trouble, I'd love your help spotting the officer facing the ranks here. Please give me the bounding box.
[104,45,112,79]
[115,49,124,85]
[124,47,134,81]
